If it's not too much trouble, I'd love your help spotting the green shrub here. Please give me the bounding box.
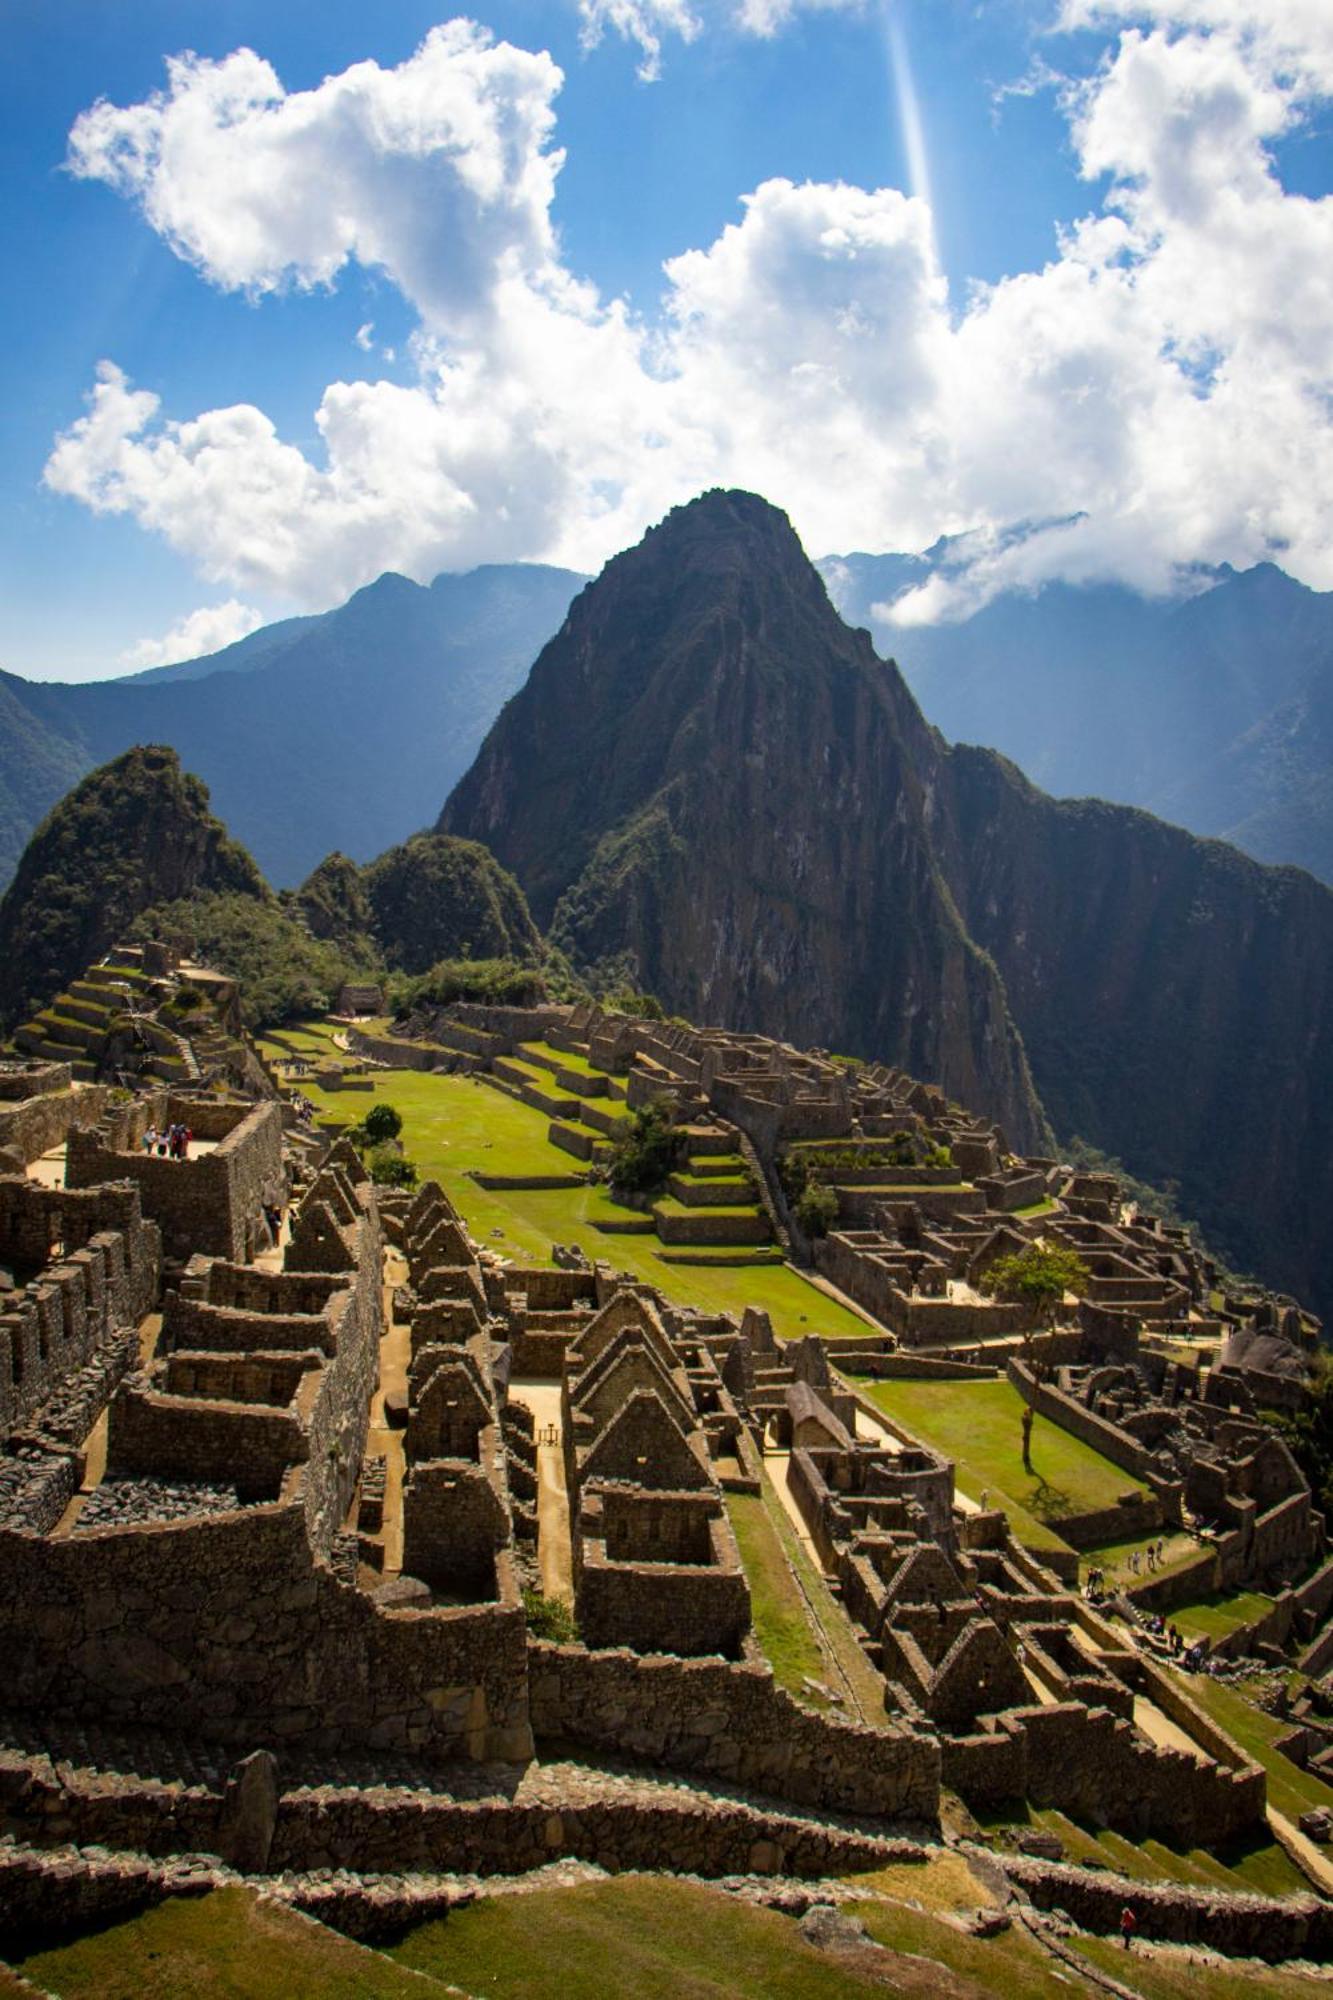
[794,1180,840,1237]
[606,1100,680,1195]
[523,1589,578,1642]
[395,956,548,1011]
[366,1144,418,1187]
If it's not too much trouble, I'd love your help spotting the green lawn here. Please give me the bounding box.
[258,1024,874,1342]
[855,1378,1149,1556]
[391,1875,896,1999]
[1069,1933,1324,1999]
[726,1489,837,1708]
[13,1885,436,1999]
[1079,1529,1202,1586]
[1171,1589,1273,1644]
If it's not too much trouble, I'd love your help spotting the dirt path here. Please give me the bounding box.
[364,1249,410,1576]
[510,1378,573,1605]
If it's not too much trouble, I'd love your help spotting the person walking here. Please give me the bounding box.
[1120,1905,1137,1951]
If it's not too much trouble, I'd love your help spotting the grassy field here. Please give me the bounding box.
[258,1023,873,1341]
[12,1885,436,1998]
[1170,1589,1274,1643]
[391,1874,898,1998]
[1069,1933,1325,1999]
[854,1377,1148,1554]
[726,1489,835,1705]
[1079,1529,1202,1586]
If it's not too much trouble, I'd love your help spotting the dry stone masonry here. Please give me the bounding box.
[1,977,1332,1966]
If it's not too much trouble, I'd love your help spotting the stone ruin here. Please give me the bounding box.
[0,995,1331,1964]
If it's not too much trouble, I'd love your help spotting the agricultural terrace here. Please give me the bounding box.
[257,1021,872,1342]
[853,1377,1150,1558]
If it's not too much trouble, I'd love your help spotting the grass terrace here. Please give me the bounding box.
[13,1885,431,1999]
[256,1022,874,1341]
[852,1377,1150,1558]
[1170,1588,1274,1644]
[971,1801,1309,1901]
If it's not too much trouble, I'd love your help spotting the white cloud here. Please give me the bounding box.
[118,598,265,670]
[574,0,862,79]
[66,22,564,337]
[45,9,1333,625]
[354,322,374,352]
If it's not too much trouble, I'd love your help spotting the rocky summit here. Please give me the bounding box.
[442,489,1333,1318]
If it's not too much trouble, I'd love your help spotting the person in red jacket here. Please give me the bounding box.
[1120,1905,1137,1950]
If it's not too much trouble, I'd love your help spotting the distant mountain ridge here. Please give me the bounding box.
[0,563,586,888]
[820,550,1333,883]
[443,488,1333,1321]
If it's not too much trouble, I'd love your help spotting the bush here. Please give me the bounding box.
[522,1588,578,1642]
[606,1100,680,1195]
[794,1180,840,1237]
[366,1144,418,1187]
[979,1244,1090,1322]
[395,956,548,1011]
[363,1102,403,1144]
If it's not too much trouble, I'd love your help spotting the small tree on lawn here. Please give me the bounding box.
[980,1243,1090,1331]
[363,1102,403,1144]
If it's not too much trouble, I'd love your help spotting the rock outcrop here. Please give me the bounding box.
[442,491,1048,1153]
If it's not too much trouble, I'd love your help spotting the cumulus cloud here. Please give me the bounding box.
[66,22,564,335]
[44,9,1333,624]
[118,597,264,670]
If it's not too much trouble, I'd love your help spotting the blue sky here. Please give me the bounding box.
[3,1,1331,679]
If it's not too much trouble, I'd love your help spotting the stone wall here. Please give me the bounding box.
[1004,1856,1333,1963]
[527,1640,938,1820]
[1052,1490,1163,1552]
[0,1504,532,1763]
[0,1182,160,1442]
[67,1100,283,1264]
[1007,1357,1154,1484]
[0,1083,110,1167]
[941,1700,1265,1847]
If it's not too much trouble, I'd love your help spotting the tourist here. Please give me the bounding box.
[141,1125,156,1153]
[1120,1905,1137,1951]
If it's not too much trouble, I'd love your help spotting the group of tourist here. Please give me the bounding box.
[1126,1538,1171,1575]
[1142,1612,1191,1655]
[290,1093,315,1129]
[140,1122,192,1159]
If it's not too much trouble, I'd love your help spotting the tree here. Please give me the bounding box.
[605,1100,680,1195]
[795,1180,839,1238]
[366,1143,417,1187]
[363,1102,403,1144]
[980,1243,1090,1325]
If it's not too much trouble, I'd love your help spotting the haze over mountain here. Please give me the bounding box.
[0,563,584,889]
[822,551,1333,884]
[443,489,1333,1322]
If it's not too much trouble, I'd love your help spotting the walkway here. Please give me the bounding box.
[363,1248,410,1576]
[509,1378,573,1605]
